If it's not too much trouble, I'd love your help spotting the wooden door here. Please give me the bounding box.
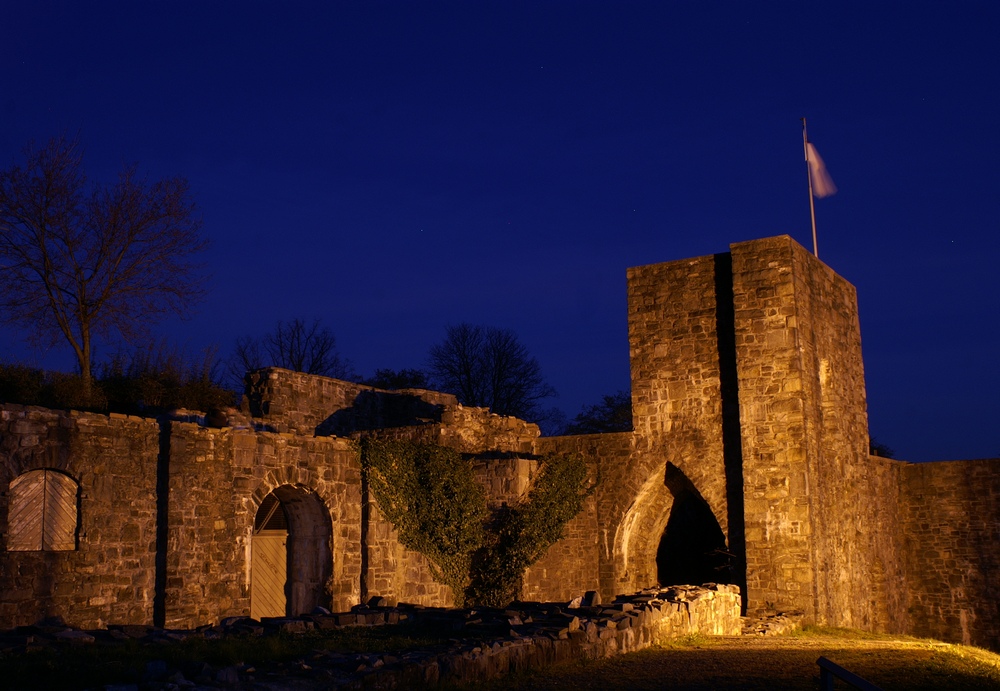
[251,530,287,619]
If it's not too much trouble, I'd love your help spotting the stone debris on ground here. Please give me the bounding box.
[741,610,805,637]
[0,584,744,690]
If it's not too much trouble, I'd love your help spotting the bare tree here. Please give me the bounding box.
[229,318,353,386]
[428,323,555,420]
[565,390,633,435]
[0,137,206,401]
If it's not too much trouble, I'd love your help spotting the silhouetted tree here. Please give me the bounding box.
[428,323,555,420]
[869,436,895,458]
[565,390,633,434]
[363,368,429,390]
[534,407,569,437]
[229,318,353,386]
[0,137,206,402]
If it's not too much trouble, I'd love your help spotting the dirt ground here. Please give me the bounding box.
[483,629,1000,690]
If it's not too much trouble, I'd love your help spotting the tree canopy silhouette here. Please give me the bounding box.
[428,323,554,420]
[229,318,353,386]
[0,137,206,401]
[565,390,633,434]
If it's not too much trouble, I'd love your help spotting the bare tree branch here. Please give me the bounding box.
[228,318,354,389]
[428,323,555,421]
[0,137,207,400]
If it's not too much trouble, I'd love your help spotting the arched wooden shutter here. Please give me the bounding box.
[8,470,78,551]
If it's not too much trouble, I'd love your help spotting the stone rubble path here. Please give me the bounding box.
[0,585,748,690]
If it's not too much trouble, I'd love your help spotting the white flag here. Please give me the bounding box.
[806,142,837,198]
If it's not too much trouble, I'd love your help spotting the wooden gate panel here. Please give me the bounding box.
[42,471,78,550]
[8,472,45,551]
[8,470,77,551]
[251,532,287,619]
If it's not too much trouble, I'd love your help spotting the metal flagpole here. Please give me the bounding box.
[802,117,819,257]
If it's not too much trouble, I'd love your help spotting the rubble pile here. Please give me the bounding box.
[0,584,742,689]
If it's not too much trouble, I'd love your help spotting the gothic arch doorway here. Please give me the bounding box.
[656,465,731,586]
[250,486,332,619]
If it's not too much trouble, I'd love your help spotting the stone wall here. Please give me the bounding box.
[532,432,632,602]
[0,406,159,629]
[900,458,1000,647]
[162,424,363,627]
[625,252,730,540]
[866,454,910,634]
[363,499,457,608]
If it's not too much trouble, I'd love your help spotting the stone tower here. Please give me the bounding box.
[626,235,883,626]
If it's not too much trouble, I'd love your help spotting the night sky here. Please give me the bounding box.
[2,2,998,462]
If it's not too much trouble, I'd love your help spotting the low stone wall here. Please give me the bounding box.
[354,584,742,689]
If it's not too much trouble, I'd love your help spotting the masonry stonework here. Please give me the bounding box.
[2,235,999,652]
[0,407,159,629]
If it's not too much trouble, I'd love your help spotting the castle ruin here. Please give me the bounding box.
[2,235,998,649]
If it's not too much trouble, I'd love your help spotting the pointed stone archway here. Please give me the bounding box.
[656,465,731,586]
[614,462,731,594]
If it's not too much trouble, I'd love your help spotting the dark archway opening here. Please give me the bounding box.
[657,464,732,587]
[251,486,332,618]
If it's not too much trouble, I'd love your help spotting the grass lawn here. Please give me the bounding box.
[479,626,1000,690]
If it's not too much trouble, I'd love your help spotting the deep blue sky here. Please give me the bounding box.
[2,2,998,462]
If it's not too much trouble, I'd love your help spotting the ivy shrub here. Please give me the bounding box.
[357,438,488,601]
[358,438,592,607]
[467,452,591,606]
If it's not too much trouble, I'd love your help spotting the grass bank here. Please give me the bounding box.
[480,626,1000,690]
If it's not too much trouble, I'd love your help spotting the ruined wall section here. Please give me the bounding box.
[243,368,368,433]
[436,406,539,455]
[359,416,540,608]
[243,368,457,435]
[527,433,632,602]
[901,458,1000,649]
[625,255,729,554]
[240,368,540,609]
[0,406,159,629]
[163,424,362,627]
[730,236,904,629]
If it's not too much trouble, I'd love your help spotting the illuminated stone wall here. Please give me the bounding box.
[160,423,363,627]
[0,406,159,629]
[238,369,544,611]
[526,432,627,602]
[900,458,1000,646]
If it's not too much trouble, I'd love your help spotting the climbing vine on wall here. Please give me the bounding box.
[467,452,593,607]
[357,438,487,601]
[357,438,592,607]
